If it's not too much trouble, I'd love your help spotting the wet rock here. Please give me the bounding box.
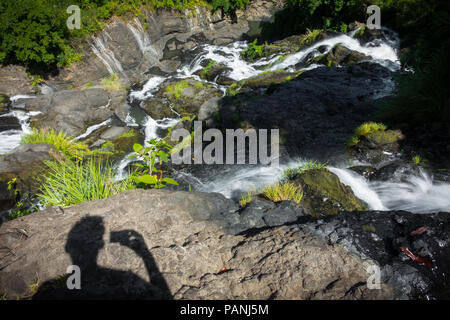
[156,79,222,117]
[294,169,366,217]
[0,189,392,300]
[370,160,422,182]
[235,70,303,92]
[0,115,21,132]
[140,98,175,119]
[0,144,65,212]
[306,210,450,299]
[198,97,221,128]
[347,130,405,166]
[194,60,233,83]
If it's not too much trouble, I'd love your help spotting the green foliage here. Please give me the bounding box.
[37,157,135,207]
[283,161,328,180]
[347,122,387,147]
[240,39,265,61]
[20,127,89,159]
[101,73,122,91]
[263,182,303,204]
[166,80,191,99]
[200,60,217,78]
[299,28,323,46]
[412,155,422,165]
[129,139,178,189]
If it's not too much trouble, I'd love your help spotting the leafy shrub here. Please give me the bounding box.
[20,127,89,159]
[37,158,135,207]
[129,139,178,189]
[299,29,323,46]
[263,182,303,204]
[209,0,250,14]
[101,73,121,91]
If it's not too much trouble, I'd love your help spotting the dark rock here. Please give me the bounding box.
[306,210,450,299]
[293,169,366,217]
[0,144,65,212]
[0,189,392,300]
[348,166,376,180]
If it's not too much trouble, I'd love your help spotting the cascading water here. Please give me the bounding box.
[89,32,124,74]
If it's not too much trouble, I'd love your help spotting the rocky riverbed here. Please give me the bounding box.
[0,1,449,300]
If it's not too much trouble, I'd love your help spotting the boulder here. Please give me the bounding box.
[12,89,114,136]
[140,98,175,119]
[0,189,392,300]
[198,97,221,128]
[370,160,422,182]
[293,169,366,217]
[156,79,222,117]
[0,66,35,96]
[0,144,65,212]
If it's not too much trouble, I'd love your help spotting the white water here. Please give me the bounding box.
[73,118,112,141]
[191,161,450,214]
[127,18,157,56]
[0,110,36,154]
[90,32,124,74]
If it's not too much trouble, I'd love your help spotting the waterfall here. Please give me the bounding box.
[127,18,157,56]
[90,33,124,74]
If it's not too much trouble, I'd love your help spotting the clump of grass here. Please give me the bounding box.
[21,128,89,159]
[200,60,217,78]
[347,122,388,147]
[263,182,303,204]
[282,161,328,180]
[101,73,121,91]
[37,158,135,208]
[239,191,255,208]
[300,29,323,46]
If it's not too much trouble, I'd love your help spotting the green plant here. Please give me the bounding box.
[200,60,217,78]
[412,155,422,165]
[21,127,89,159]
[263,182,303,204]
[129,139,178,189]
[299,28,322,46]
[101,73,121,91]
[283,161,328,180]
[241,39,265,61]
[347,122,387,147]
[37,158,135,207]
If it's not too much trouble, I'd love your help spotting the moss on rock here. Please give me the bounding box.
[294,168,366,218]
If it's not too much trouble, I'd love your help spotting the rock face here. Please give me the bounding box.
[13,89,116,136]
[294,169,366,217]
[0,65,35,96]
[0,189,392,300]
[0,144,65,212]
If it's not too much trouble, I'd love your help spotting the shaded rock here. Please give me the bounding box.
[198,97,221,128]
[348,166,376,180]
[0,115,21,132]
[0,144,65,211]
[0,189,392,300]
[194,60,233,83]
[306,210,450,299]
[294,169,366,217]
[347,130,405,166]
[326,44,369,66]
[13,89,114,136]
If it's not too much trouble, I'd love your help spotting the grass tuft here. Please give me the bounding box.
[37,158,135,208]
[347,122,387,147]
[101,73,121,91]
[283,161,328,180]
[20,127,89,159]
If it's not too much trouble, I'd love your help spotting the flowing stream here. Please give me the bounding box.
[2,26,449,214]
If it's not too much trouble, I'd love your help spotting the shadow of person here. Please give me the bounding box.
[33,216,172,300]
